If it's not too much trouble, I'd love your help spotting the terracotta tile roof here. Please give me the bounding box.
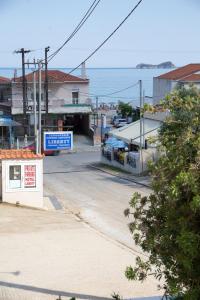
[0,149,44,160]
[0,76,11,84]
[179,74,200,82]
[157,64,200,80]
[13,70,89,83]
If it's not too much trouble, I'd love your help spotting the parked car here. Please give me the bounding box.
[23,143,60,156]
[115,118,128,128]
[111,115,122,125]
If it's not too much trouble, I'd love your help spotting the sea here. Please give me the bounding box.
[0,67,172,107]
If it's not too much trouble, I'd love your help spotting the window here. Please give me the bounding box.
[72,91,79,104]
[9,165,21,188]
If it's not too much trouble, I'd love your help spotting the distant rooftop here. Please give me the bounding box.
[0,76,11,84]
[13,70,89,83]
[156,63,200,81]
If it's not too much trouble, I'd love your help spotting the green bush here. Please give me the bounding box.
[124,87,200,299]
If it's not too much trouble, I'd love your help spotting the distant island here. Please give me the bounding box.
[136,61,175,69]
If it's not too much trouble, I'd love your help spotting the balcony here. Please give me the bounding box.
[11,98,92,115]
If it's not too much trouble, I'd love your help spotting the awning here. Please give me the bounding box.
[105,137,127,149]
[109,118,162,146]
[0,117,21,127]
[105,137,118,145]
[113,140,127,149]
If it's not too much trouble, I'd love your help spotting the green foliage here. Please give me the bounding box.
[118,102,133,117]
[111,292,123,299]
[125,87,200,299]
[132,107,140,122]
[118,101,140,121]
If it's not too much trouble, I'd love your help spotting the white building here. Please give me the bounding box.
[0,149,44,208]
[153,63,200,105]
[0,70,92,136]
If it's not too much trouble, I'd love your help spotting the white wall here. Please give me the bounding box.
[49,82,89,104]
[11,81,90,114]
[153,78,173,105]
[153,78,200,106]
[1,159,43,208]
[181,82,200,89]
[101,148,157,175]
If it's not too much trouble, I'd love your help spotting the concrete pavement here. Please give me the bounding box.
[0,145,162,299]
[0,204,162,300]
[44,151,151,250]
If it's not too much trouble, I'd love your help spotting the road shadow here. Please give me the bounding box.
[0,281,112,300]
[0,281,162,300]
[94,171,148,189]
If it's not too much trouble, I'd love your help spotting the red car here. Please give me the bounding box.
[23,143,60,156]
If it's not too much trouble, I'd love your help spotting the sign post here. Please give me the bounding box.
[43,131,73,151]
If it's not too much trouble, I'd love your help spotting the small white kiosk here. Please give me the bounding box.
[0,149,44,208]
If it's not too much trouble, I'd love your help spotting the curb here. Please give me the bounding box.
[89,164,151,188]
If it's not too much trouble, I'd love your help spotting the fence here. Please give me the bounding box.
[102,148,112,161]
[113,151,125,165]
[101,147,142,175]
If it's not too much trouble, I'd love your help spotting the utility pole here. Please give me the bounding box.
[139,80,143,175]
[44,46,50,120]
[96,96,99,127]
[38,60,42,154]
[15,48,31,135]
[100,113,103,144]
[143,89,145,148]
[33,71,38,154]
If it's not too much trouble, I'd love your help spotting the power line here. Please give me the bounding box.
[58,84,140,100]
[47,0,101,63]
[98,81,139,96]
[69,0,143,74]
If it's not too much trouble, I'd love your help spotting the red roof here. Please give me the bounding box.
[0,149,44,160]
[179,74,200,82]
[157,64,200,80]
[14,70,89,83]
[0,76,11,84]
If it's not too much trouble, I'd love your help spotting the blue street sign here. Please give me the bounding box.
[43,131,73,151]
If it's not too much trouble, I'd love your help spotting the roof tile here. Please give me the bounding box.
[179,73,200,82]
[0,149,44,160]
[13,70,89,83]
[157,64,200,80]
[0,76,11,84]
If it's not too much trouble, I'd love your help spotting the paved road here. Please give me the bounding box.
[0,205,161,300]
[44,151,151,251]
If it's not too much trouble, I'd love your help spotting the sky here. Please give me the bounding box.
[0,0,200,68]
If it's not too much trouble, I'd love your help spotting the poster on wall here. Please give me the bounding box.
[24,165,36,188]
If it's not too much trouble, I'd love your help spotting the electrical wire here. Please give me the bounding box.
[69,0,143,74]
[47,0,101,63]
[57,83,141,100]
[98,81,139,96]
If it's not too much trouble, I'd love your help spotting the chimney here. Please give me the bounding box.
[81,62,86,79]
[13,69,17,82]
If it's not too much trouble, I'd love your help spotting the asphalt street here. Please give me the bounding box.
[44,151,151,251]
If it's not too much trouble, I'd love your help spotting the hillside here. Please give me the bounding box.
[136,61,175,69]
